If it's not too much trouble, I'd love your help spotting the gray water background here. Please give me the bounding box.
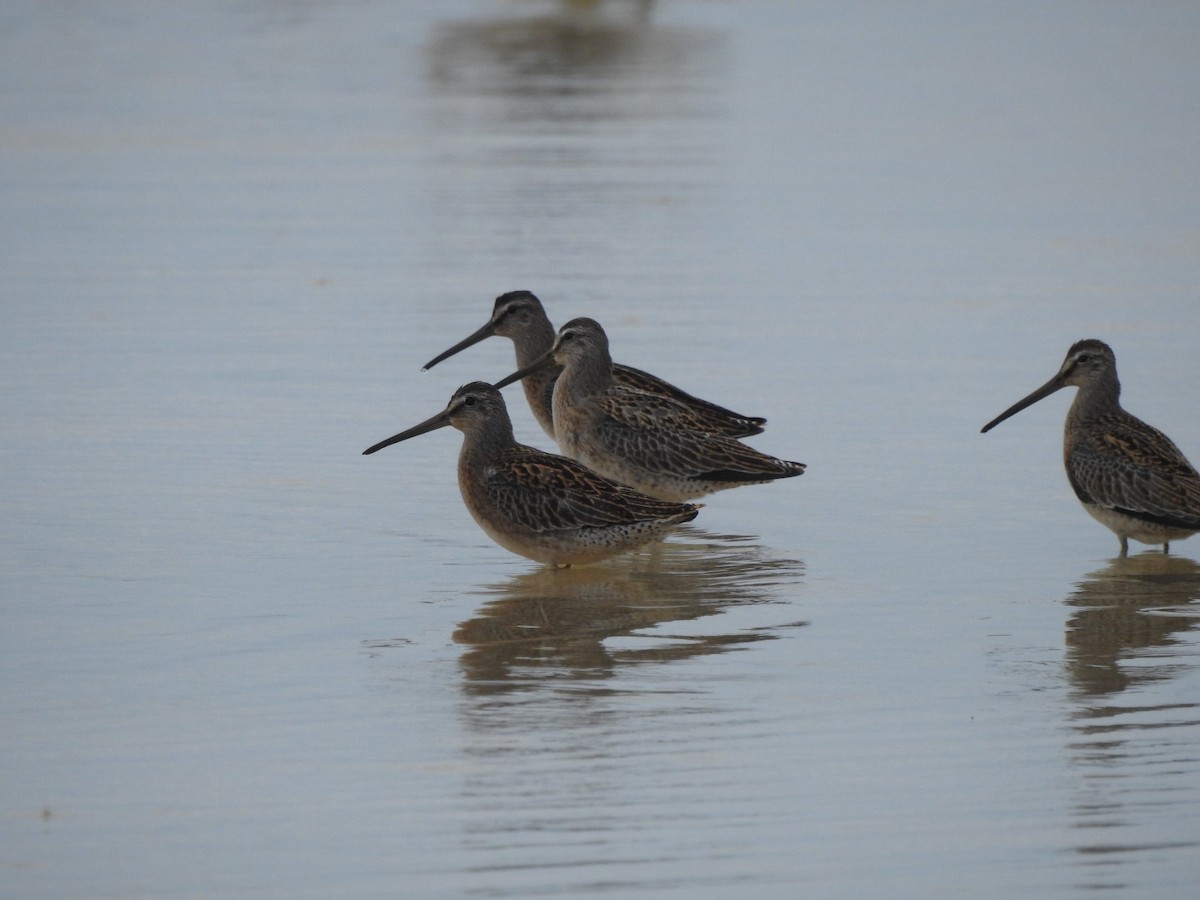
[3,1,1199,897]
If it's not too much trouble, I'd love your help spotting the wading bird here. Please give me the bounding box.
[363,382,700,566]
[981,339,1200,555]
[494,318,805,502]
[422,291,766,440]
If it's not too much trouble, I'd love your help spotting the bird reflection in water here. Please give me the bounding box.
[453,527,805,694]
[1065,552,1200,697]
[428,1,663,93]
[1063,552,1200,884]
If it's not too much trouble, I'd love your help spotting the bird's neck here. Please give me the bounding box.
[558,350,613,404]
[458,420,516,474]
[1067,373,1122,425]
[511,317,558,370]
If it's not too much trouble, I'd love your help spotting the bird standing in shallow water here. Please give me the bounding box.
[981,339,1200,556]
[422,291,766,441]
[494,318,805,502]
[363,382,700,567]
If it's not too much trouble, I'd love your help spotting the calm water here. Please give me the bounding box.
[3,1,1199,897]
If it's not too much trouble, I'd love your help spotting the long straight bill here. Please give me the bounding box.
[980,375,1066,433]
[422,319,498,372]
[363,410,451,455]
[493,349,555,390]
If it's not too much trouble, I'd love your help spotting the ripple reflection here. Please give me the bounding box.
[448,528,804,892]
[1063,552,1200,887]
[454,527,805,694]
[419,3,729,285]
[1065,552,1200,697]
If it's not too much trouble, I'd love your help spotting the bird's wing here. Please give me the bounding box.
[484,445,697,532]
[1069,413,1200,529]
[593,397,804,482]
[613,364,766,436]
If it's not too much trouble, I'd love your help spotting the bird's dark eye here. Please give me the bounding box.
[1077,353,1091,364]
[463,395,477,406]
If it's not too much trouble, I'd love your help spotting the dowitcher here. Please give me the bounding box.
[363,382,700,566]
[981,339,1200,555]
[422,290,766,440]
[493,318,805,502]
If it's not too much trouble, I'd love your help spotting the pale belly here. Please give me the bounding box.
[1082,503,1197,546]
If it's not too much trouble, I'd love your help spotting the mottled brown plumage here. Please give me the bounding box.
[494,318,805,502]
[363,382,700,566]
[422,291,766,440]
[982,339,1200,555]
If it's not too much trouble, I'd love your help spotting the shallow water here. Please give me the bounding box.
[3,1,1199,897]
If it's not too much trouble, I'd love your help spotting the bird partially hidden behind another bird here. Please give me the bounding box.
[421,290,766,441]
[494,317,805,502]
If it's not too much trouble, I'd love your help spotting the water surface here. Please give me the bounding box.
[2,1,1199,897]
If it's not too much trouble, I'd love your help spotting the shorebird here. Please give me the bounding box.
[363,382,700,566]
[422,291,766,441]
[493,318,805,502]
[981,339,1200,555]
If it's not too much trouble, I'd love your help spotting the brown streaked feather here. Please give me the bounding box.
[984,338,1200,553]
[588,394,804,482]
[425,291,765,438]
[367,381,700,565]
[1069,412,1200,529]
[510,317,804,501]
[614,364,766,436]
[484,445,702,533]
